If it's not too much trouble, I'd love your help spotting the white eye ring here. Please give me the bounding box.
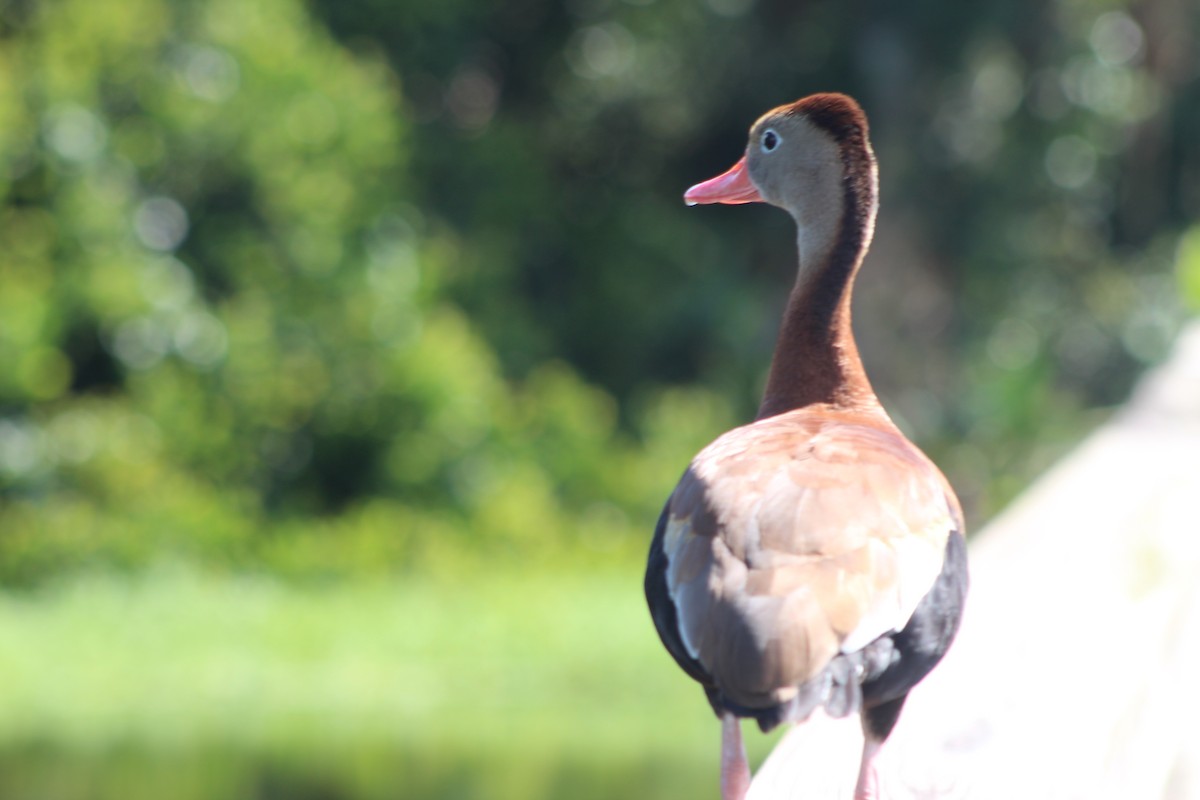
[761,129,781,153]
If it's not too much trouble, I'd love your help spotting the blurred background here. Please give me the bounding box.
[0,0,1198,797]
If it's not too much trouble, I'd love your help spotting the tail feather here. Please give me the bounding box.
[709,634,900,733]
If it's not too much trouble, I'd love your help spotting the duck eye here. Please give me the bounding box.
[761,129,780,152]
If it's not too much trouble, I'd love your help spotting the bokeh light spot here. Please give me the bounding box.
[44,105,108,163]
[1045,135,1096,189]
[174,311,229,369]
[111,318,171,370]
[566,24,636,79]
[1090,12,1144,67]
[0,419,45,477]
[181,45,241,102]
[134,197,190,252]
[970,53,1024,121]
[140,257,197,312]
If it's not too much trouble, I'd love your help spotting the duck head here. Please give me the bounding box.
[684,93,877,238]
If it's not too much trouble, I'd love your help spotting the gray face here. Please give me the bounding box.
[743,111,847,242]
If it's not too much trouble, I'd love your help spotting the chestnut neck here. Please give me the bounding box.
[756,157,880,420]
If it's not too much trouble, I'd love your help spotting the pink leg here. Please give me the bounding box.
[853,737,882,800]
[721,713,752,800]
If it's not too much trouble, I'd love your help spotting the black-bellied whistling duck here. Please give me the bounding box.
[645,93,968,800]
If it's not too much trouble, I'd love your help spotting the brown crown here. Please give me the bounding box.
[786,93,869,145]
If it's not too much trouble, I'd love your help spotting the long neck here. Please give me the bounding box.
[756,160,879,419]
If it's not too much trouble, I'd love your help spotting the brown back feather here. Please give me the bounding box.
[661,406,955,711]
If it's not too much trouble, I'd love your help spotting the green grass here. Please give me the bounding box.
[0,562,786,799]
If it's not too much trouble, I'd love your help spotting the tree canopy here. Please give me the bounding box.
[1,0,1198,583]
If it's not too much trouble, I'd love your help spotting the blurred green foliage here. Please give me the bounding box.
[2,0,1199,581]
[2,0,1199,588]
[0,0,740,584]
[1,0,1199,796]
